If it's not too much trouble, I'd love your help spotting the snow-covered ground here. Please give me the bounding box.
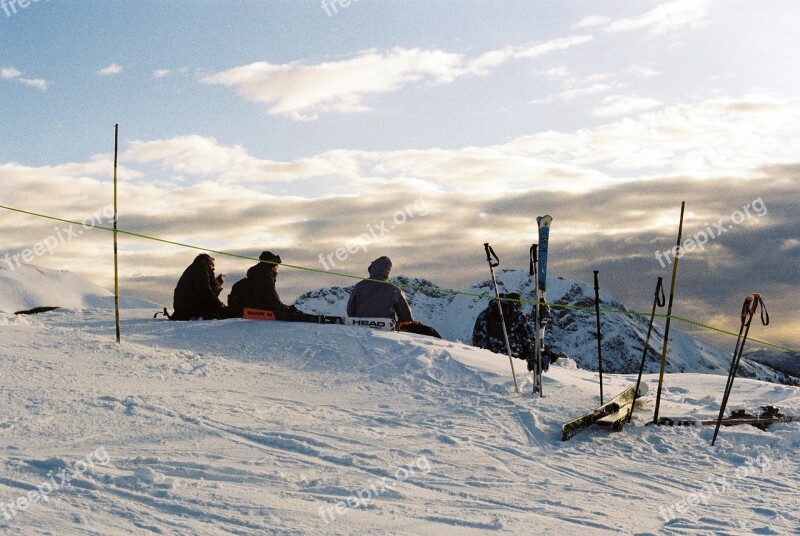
[2,305,799,535]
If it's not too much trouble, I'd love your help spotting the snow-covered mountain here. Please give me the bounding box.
[295,269,797,385]
[1,265,799,534]
[0,263,159,313]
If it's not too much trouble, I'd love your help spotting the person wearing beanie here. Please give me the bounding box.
[172,253,227,320]
[227,250,297,317]
[346,256,413,322]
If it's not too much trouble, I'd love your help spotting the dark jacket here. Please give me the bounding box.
[472,300,536,359]
[172,258,225,320]
[245,262,290,313]
[346,258,413,321]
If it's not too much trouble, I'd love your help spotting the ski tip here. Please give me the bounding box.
[536,215,553,227]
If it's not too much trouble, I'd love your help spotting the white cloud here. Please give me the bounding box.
[574,15,612,29]
[96,64,123,76]
[592,95,663,117]
[463,35,593,77]
[19,78,48,91]
[152,69,171,78]
[627,64,661,78]
[532,82,622,104]
[2,67,47,90]
[202,37,594,121]
[1,67,22,79]
[605,0,710,35]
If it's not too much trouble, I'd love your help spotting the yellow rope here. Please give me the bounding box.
[1,203,798,354]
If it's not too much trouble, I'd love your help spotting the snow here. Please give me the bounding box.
[0,264,158,313]
[1,267,799,535]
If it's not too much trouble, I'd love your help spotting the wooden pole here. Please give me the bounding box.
[113,124,121,344]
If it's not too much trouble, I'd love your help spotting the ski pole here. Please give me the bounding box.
[484,243,519,394]
[593,270,604,404]
[628,277,665,423]
[653,201,685,423]
[711,294,769,446]
[530,244,543,396]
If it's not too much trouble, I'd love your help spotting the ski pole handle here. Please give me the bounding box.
[740,295,755,324]
[593,270,600,304]
[484,243,500,267]
[529,244,538,276]
[655,277,666,307]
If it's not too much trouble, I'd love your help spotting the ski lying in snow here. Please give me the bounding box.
[346,317,396,331]
[654,406,799,430]
[595,383,649,432]
[561,383,646,441]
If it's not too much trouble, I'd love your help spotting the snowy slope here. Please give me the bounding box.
[1,306,799,535]
[295,269,795,385]
[0,264,158,313]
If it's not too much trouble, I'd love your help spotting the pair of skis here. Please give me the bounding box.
[483,215,552,396]
[655,406,798,429]
[561,383,649,440]
[529,215,552,396]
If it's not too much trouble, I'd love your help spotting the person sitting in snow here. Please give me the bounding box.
[472,293,558,372]
[171,253,227,320]
[228,251,308,320]
[347,256,413,322]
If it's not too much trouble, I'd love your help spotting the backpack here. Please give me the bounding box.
[227,278,252,318]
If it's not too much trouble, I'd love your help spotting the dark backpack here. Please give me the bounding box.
[227,278,252,318]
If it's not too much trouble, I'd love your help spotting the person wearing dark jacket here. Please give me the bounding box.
[228,251,304,320]
[172,253,227,320]
[472,293,563,371]
[347,256,413,322]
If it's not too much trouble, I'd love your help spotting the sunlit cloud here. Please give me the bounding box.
[96,63,123,76]
[202,37,593,121]
[605,0,711,35]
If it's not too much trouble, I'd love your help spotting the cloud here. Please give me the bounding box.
[574,15,612,29]
[1,67,22,79]
[605,0,710,35]
[2,67,47,91]
[118,95,800,195]
[592,95,663,117]
[152,69,171,78]
[201,37,593,121]
[18,78,48,91]
[96,64,123,76]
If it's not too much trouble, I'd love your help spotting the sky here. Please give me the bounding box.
[1,0,798,349]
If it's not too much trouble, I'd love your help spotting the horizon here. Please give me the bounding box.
[2,1,798,347]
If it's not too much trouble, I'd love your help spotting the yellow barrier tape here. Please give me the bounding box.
[1,203,798,355]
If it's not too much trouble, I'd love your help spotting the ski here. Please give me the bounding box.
[561,383,646,441]
[536,215,552,301]
[655,406,798,430]
[531,215,553,396]
[347,317,396,331]
[595,383,649,432]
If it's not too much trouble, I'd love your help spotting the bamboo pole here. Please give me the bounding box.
[113,124,121,344]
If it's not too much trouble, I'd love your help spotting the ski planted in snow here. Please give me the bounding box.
[561,383,647,441]
[530,215,553,395]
